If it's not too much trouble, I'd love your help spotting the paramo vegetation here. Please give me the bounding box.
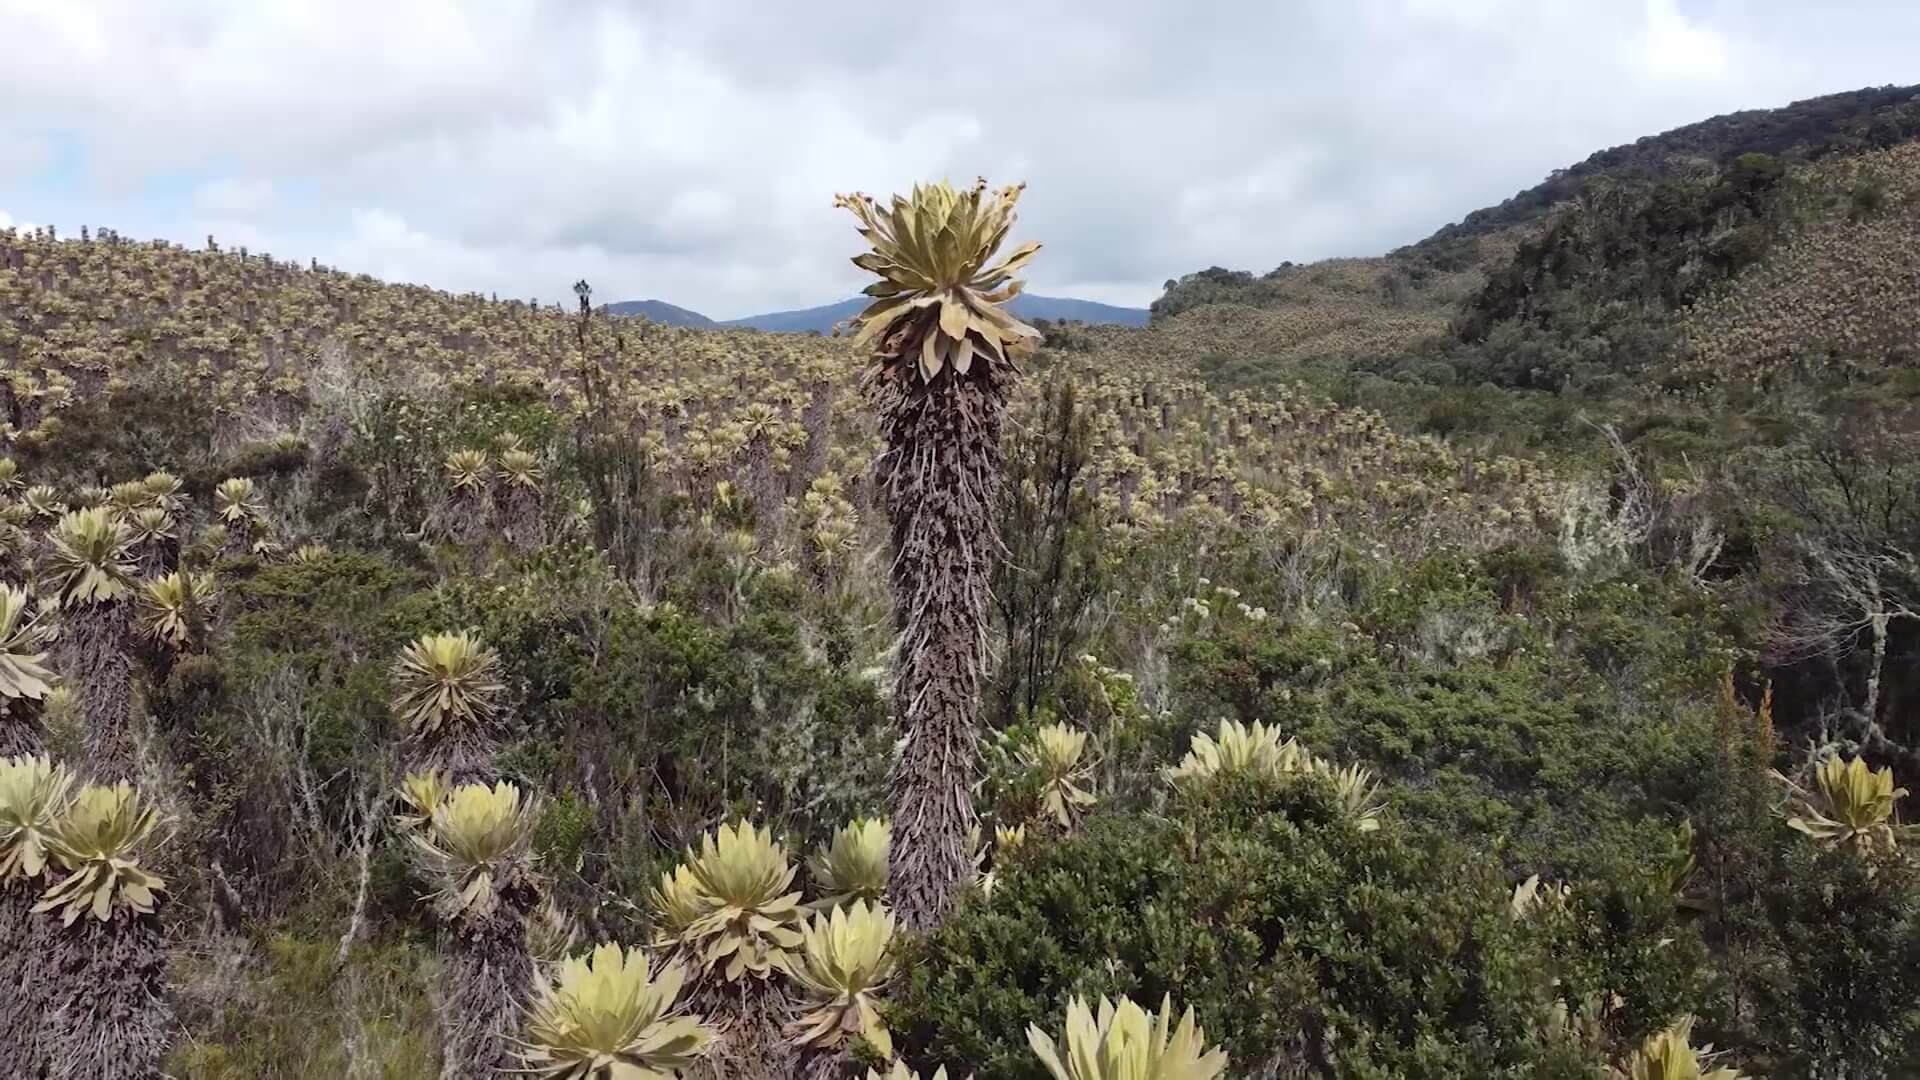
[1,87,1919,1080]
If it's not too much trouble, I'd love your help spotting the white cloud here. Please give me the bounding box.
[193,177,275,217]
[0,1,1914,316]
[0,132,51,186]
[1635,0,1733,81]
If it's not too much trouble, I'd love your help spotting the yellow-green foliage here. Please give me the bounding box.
[0,222,1556,558]
[166,935,440,1080]
[125,506,177,548]
[647,863,712,951]
[786,899,899,1054]
[1610,1015,1747,1080]
[214,477,266,528]
[1026,994,1229,1080]
[798,474,860,571]
[519,942,711,1080]
[971,824,1028,901]
[0,754,71,882]
[1167,719,1384,829]
[1168,298,1450,367]
[405,781,537,917]
[40,508,137,606]
[389,631,506,737]
[34,781,167,924]
[138,571,217,649]
[1777,755,1914,854]
[0,586,55,705]
[21,486,65,522]
[808,817,890,910]
[1321,761,1386,833]
[394,769,453,830]
[995,824,1028,856]
[679,820,805,981]
[1166,719,1314,784]
[142,470,185,513]
[1020,724,1097,829]
[499,448,543,489]
[834,178,1042,381]
[106,480,151,517]
[444,449,492,494]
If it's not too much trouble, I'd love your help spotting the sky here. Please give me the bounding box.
[0,1,1914,319]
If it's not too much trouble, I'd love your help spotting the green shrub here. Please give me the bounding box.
[1168,562,1738,880]
[18,373,221,481]
[535,790,593,873]
[1717,841,1920,1077]
[225,552,430,773]
[221,436,310,480]
[167,935,437,1080]
[403,557,890,865]
[895,772,1622,1079]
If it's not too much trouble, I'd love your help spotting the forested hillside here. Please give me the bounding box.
[1417,82,1920,252]
[1151,83,1920,395]
[0,97,1916,1080]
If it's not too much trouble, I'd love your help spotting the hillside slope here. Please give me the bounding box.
[1681,139,1920,381]
[1148,85,1920,333]
[1151,84,1920,394]
[1411,82,1920,255]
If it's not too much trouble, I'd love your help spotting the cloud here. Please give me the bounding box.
[193,177,275,217]
[1635,0,1732,81]
[0,132,52,186]
[0,1,1915,316]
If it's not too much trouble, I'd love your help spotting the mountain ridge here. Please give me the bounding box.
[1152,83,1920,323]
[1406,82,1920,258]
[607,292,1150,333]
[1147,82,1920,386]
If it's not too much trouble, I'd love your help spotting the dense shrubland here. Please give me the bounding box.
[1,114,1918,1079]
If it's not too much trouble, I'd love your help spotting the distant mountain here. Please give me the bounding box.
[719,297,866,333]
[603,299,718,328]
[606,293,1148,334]
[1006,294,1152,328]
[717,293,1150,334]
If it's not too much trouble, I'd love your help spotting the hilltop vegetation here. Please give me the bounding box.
[1416,82,1920,253]
[1681,139,1920,381]
[0,92,1917,1080]
[1151,83,1920,399]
